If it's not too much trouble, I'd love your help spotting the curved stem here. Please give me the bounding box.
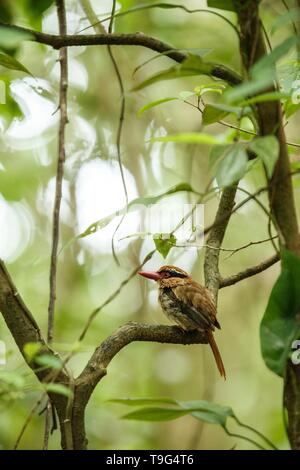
[223,426,267,450]
[234,417,278,450]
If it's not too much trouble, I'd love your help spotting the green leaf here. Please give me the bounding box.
[225,38,299,104]
[251,36,299,77]
[260,250,300,376]
[133,48,211,77]
[202,104,229,125]
[0,2,13,23]
[207,0,236,12]
[150,132,224,145]
[215,145,248,187]
[35,354,63,370]
[120,400,234,425]
[0,26,33,49]
[138,97,177,115]
[248,136,279,178]
[179,400,234,427]
[154,233,176,258]
[239,91,288,106]
[0,52,32,75]
[133,54,213,91]
[109,397,177,406]
[77,183,197,239]
[284,99,300,119]
[45,383,73,398]
[178,90,196,100]
[27,0,55,16]
[122,407,192,421]
[23,342,42,362]
[271,8,300,34]
[224,75,274,104]
[209,144,229,168]
[194,83,226,97]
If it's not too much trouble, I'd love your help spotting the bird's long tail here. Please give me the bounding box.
[207,330,226,380]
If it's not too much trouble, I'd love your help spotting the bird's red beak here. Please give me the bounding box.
[138,270,161,281]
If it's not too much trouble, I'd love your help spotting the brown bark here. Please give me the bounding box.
[236,1,300,449]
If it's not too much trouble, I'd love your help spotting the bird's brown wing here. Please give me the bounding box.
[173,281,220,330]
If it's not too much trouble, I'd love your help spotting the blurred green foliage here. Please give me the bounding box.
[0,0,299,451]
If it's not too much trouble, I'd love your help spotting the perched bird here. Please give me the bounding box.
[138,265,226,379]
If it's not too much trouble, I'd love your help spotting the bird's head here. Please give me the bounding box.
[138,265,191,287]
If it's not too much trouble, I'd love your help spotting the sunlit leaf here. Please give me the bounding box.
[249,136,279,178]
[284,99,300,119]
[0,26,33,48]
[260,250,300,376]
[216,145,248,187]
[0,52,32,75]
[154,233,176,258]
[23,342,42,362]
[77,183,198,239]
[178,90,196,100]
[45,383,73,398]
[150,132,224,145]
[138,97,177,115]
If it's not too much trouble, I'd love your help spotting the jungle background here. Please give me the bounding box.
[0,0,300,450]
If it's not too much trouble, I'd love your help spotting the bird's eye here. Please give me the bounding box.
[162,271,170,278]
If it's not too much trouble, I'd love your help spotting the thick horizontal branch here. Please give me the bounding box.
[0,22,241,86]
[76,322,207,403]
[219,253,280,288]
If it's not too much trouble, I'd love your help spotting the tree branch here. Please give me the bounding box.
[219,253,280,288]
[0,22,241,86]
[204,185,238,301]
[48,0,68,340]
[76,323,208,402]
[237,2,300,450]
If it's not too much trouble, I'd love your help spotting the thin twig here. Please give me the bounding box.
[176,236,278,255]
[78,250,155,341]
[77,4,240,38]
[45,0,68,448]
[223,426,267,450]
[234,416,278,450]
[219,253,280,288]
[47,0,68,343]
[42,401,52,450]
[14,393,45,450]
[222,236,278,259]
[107,0,128,265]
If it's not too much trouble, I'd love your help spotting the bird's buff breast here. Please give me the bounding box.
[158,288,197,331]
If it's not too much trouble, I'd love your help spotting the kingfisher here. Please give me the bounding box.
[138,265,226,379]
